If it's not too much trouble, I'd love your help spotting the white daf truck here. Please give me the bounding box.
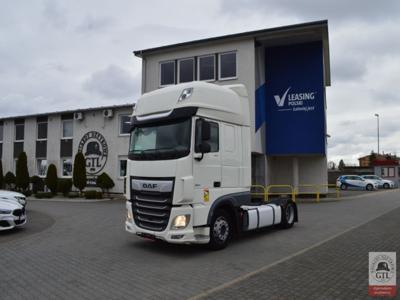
[125,82,298,249]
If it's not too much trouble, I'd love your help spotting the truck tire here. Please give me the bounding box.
[280,202,295,229]
[366,184,373,191]
[208,210,232,250]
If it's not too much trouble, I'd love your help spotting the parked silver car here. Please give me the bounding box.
[361,175,395,189]
[0,199,27,231]
[0,190,27,207]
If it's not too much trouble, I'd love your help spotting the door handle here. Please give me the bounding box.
[213,181,221,188]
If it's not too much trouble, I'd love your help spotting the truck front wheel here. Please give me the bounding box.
[209,210,232,250]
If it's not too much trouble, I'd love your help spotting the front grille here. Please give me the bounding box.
[131,178,174,232]
[13,208,24,217]
[15,219,25,225]
[0,220,10,227]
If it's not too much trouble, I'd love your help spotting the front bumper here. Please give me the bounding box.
[125,202,209,244]
[0,214,27,231]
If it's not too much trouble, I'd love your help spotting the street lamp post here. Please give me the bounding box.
[374,113,380,154]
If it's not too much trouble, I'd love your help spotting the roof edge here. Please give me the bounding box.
[0,103,134,121]
[133,20,328,57]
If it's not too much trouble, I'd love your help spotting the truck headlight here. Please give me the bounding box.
[172,215,190,230]
[0,209,12,214]
[127,209,133,221]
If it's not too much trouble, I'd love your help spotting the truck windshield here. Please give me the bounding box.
[129,118,191,160]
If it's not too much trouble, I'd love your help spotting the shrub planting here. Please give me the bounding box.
[45,164,58,195]
[96,172,115,194]
[31,176,45,194]
[16,152,30,192]
[58,178,73,196]
[84,190,103,199]
[73,152,86,195]
[4,171,16,189]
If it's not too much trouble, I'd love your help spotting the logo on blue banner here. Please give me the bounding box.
[274,87,317,112]
[265,41,326,155]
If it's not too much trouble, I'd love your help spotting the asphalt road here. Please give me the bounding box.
[1,189,399,299]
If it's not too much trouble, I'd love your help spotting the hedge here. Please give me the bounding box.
[84,190,103,199]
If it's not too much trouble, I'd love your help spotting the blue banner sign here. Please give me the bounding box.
[265,41,326,155]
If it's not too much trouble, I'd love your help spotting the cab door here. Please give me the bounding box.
[193,118,222,204]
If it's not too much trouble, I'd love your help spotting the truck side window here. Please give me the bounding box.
[195,120,219,153]
[209,122,219,152]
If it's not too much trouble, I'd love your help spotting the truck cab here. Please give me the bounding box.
[125,82,297,249]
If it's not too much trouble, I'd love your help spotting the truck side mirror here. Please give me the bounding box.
[200,141,211,153]
[195,119,212,161]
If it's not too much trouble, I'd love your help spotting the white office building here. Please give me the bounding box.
[134,20,331,191]
[0,104,133,193]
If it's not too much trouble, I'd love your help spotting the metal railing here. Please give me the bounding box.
[250,185,267,202]
[295,184,321,202]
[319,183,341,199]
[251,183,340,204]
[266,184,296,202]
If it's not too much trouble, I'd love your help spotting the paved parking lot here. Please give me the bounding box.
[1,189,399,299]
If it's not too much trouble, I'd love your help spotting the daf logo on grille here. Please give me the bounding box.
[143,183,157,189]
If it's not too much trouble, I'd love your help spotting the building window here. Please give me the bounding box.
[62,158,73,177]
[381,167,395,177]
[36,141,47,158]
[62,119,73,138]
[178,58,195,83]
[198,55,215,81]
[15,120,24,141]
[119,158,127,177]
[37,120,48,140]
[13,142,23,158]
[60,139,73,157]
[119,115,131,135]
[37,159,48,177]
[160,61,175,86]
[218,51,237,80]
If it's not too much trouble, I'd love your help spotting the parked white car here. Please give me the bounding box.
[336,175,379,191]
[0,199,26,231]
[0,190,27,207]
[361,175,395,189]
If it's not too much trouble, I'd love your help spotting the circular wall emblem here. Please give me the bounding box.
[78,131,108,175]
[370,254,395,283]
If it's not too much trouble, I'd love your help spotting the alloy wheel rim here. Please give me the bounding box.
[213,217,229,242]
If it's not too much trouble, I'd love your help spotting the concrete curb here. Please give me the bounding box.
[26,197,114,203]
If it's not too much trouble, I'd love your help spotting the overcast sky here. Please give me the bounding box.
[1,0,399,164]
